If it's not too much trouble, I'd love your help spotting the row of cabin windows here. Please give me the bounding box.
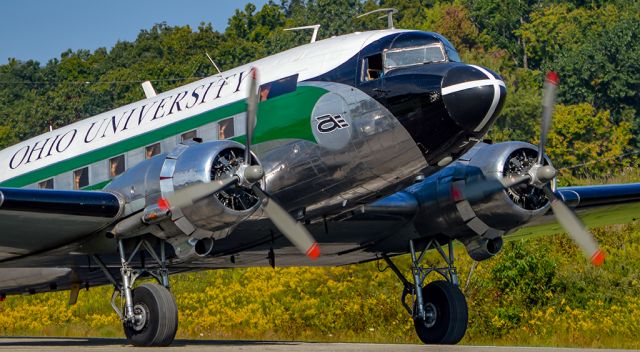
[35,116,238,190]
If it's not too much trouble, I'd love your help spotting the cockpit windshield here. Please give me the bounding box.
[384,43,446,70]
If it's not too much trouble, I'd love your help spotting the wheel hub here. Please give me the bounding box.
[423,302,437,328]
[132,303,149,332]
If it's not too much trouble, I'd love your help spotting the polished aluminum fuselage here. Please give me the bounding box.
[255,82,426,219]
[105,81,427,249]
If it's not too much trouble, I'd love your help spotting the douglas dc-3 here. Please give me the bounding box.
[1,16,639,346]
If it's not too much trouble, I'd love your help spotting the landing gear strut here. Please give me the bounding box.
[93,238,178,347]
[383,239,468,344]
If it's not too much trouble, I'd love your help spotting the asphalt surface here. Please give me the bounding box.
[0,338,637,352]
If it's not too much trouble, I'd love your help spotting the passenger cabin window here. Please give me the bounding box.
[218,118,235,139]
[181,130,198,141]
[38,178,54,189]
[384,43,446,70]
[145,143,161,159]
[362,54,383,81]
[73,167,89,190]
[259,74,298,101]
[109,155,125,178]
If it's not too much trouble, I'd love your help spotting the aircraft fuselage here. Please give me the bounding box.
[0,29,505,260]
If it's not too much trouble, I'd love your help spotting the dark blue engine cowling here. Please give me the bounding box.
[368,142,550,261]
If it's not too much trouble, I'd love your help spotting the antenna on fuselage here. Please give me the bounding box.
[141,81,157,98]
[284,24,321,43]
[205,52,230,84]
[357,8,398,29]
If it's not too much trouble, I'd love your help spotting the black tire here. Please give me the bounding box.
[414,280,468,344]
[123,283,178,347]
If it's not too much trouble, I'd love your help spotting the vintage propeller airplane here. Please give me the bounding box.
[1,16,639,346]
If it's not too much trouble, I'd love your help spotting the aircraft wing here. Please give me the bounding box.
[212,183,640,258]
[557,183,640,208]
[0,187,123,261]
[506,183,640,238]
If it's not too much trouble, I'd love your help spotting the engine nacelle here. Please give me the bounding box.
[106,140,261,255]
[407,141,551,260]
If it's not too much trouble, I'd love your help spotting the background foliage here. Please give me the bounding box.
[0,0,639,348]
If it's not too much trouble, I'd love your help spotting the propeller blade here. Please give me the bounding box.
[543,187,605,266]
[245,67,259,165]
[168,177,239,209]
[252,185,320,260]
[537,71,559,164]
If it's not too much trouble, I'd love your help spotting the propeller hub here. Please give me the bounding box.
[236,164,264,187]
[538,165,557,183]
[244,165,264,184]
[528,164,557,188]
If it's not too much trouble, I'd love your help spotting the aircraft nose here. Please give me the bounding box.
[441,65,506,134]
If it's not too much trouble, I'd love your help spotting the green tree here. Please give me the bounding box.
[545,103,632,179]
[464,0,543,68]
[517,3,620,70]
[546,15,639,118]
[418,2,488,52]
[0,125,18,149]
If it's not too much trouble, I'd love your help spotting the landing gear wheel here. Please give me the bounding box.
[123,283,178,347]
[414,280,468,344]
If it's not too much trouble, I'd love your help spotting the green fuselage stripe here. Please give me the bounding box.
[1,86,327,188]
[82,180,111,191]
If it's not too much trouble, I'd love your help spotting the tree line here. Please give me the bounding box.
[0,0,638,180]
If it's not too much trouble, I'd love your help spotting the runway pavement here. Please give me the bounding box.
[0,338,637,352]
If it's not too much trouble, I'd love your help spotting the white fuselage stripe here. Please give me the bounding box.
[441,79,505,96]
[470,65,503,132]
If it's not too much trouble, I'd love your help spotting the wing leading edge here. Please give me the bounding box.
[510,183,640,238]
[0,188,123,260]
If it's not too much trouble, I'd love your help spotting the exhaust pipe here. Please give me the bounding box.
[171,237,214,259]
[462,236,503,261]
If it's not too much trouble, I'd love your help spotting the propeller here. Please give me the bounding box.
[168,67,320,260]
[543,187,605,266]
[537,72,558,165]
[534,73,604,265]
[160,67,320,260]
[242,67,320,259]
[158,67,320,260]
[252,185,320,259]
[462,72,605,266]
[245,67,258,166]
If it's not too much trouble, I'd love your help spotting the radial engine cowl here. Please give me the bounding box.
[408,141,552,259]
[106,140,261,241]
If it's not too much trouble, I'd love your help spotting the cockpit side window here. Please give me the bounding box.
[362,53,383,81]
[438,36,462,62]
[383,43,447,71]
[444,47,461,62]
